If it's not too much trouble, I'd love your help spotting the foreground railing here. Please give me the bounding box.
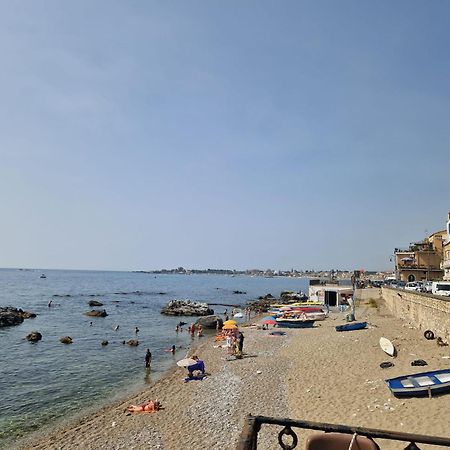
[237,415,450,450]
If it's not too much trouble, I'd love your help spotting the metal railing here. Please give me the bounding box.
[237,415,450,450]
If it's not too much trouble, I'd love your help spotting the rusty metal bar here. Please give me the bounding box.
[237,415,259,450]
[238,415,450,449]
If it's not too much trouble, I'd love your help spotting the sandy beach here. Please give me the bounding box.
[14,299,450,450]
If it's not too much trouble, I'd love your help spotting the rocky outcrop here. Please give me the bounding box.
[248,294,276,312]
[26,331,42,342]
[0,307,36,327]
[280,291,308,302]
[60,336,73,344]
[161,300,214,316]
[88,300,104,307]
[84,309,108,317]
[196,315,223,329]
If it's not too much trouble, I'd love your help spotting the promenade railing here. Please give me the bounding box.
[237,415,450,450]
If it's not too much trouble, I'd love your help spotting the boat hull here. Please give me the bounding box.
[386,369,450,397]
[275,319,315,328]
[335,322,367,332]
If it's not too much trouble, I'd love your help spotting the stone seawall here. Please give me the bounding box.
[381,286,450,341]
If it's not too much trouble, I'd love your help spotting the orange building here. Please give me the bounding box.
[394,230,446,282]
[442,212,450,281]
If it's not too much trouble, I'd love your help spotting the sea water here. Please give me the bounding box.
[0,269,308,448]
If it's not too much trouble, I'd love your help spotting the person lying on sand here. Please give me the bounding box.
[127,400,162,413]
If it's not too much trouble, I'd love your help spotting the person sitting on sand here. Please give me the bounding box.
[127,400,162,413]
[187,355,205,378]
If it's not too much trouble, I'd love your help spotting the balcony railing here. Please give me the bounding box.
[237,415,450,450]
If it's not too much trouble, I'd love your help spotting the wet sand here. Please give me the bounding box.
[14,301,450,450]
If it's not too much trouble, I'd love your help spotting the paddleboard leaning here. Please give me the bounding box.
[380,337,395,357]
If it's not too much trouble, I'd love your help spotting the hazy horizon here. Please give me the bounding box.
[1,1,449,272]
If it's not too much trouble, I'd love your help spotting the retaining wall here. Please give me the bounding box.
[381,287,450,341]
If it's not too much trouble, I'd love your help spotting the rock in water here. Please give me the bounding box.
[196,315,223,329]
[84,309,108,317]
[161,300,214,316]
[60,336,73,344]
[0,307,36,327]
[26,331,42,342]
[88,300,104,307]
[127,340,139,346]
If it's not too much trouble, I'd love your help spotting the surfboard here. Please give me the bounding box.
[380,337,395,357]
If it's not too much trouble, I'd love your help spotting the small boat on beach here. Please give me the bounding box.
[379,337,395,357]
[275,317,315,328]
[335,322,367,332]
[386,369,450,397]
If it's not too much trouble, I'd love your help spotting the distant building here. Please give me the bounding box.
[394,230,446,282]
[442,212,450,281]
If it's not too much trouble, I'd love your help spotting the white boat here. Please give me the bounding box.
[380,337,395,356]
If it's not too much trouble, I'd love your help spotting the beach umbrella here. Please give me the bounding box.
[176,358,197,367]
[263,318,277,325]
[222,323,238,330]
[261,316,275,322]
[223,320,237,325]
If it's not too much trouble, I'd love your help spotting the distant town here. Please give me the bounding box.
[136,211,450,284]
[134,267,390,281]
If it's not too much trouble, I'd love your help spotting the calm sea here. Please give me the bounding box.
[0,269,308,448]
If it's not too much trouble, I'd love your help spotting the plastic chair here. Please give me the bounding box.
[305,432,380,450]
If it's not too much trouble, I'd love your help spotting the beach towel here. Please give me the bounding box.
[184,374,207,383]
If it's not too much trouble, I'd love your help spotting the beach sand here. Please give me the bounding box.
[14,301,450,450]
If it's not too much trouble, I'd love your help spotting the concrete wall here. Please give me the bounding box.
[381,286,450,341]
[354,287,382,301]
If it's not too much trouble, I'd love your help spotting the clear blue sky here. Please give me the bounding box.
[1,1,449,271]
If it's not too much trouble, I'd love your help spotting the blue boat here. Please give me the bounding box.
[275,318,315,328]
[386,369,450,397]
[335,322,367,332]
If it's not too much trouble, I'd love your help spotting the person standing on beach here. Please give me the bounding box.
[145,349,152,368]
[238,331,245,354]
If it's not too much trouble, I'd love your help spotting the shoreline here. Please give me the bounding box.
[11,333,212,450]
[13,302,450,449]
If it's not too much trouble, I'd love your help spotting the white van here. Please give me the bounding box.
[431,282,450,297]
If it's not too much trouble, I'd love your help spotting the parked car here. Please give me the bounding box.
[431,281,450,297]
[423,281,433,293]
[405,282,423,292]
[390,280,406,289]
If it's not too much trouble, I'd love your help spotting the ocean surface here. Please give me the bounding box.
[0,269,308,448]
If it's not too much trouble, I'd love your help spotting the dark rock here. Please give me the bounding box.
[26,331,42,342]
[196,315,223,329]
[84,309,108,317]
[0,307,36,327]
[88,300,104,307]
[127,340,139,346]
[280,291,308,302]
[101,340,108,346]
[60,336,73,344]
[161,300,214,316]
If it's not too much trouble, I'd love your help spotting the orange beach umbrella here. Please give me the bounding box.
[222,323,238,330]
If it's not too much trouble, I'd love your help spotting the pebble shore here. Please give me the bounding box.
[14,300,450,450]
